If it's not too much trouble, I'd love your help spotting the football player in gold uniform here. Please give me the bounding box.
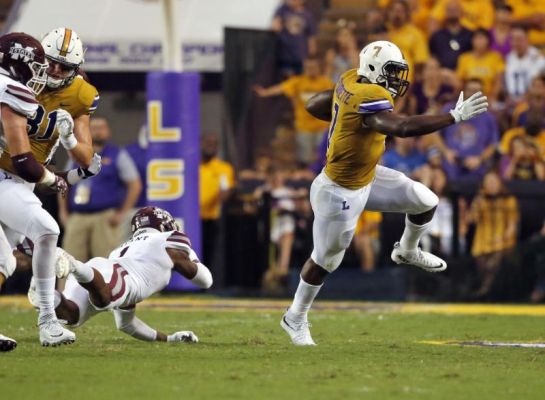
[281,41,488,345]
[0,28,99,177]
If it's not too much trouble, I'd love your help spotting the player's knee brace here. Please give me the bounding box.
[412,182,439,213]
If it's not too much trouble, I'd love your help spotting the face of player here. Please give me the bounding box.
[46,59,75,80]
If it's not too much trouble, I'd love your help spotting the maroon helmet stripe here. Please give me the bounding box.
[6,88,38,104]
[7,84,34,96]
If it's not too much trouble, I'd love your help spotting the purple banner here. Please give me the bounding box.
[146,72,201,290]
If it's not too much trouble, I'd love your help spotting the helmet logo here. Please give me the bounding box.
[9,43,35,63]
[372,46,382,57]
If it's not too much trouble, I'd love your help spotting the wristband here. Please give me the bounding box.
[61,134,78,150]
[66,169,81,185]
[39,169,56,186]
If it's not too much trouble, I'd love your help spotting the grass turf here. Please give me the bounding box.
[1,299,545,400]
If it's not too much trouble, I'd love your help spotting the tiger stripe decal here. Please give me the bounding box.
[59,28,72,56]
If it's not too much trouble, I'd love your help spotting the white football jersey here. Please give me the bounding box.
[505,47,545,99]
[108,228,198,305]
[0,73,39,155]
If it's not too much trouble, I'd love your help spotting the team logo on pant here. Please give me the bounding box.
[342,201,350,210]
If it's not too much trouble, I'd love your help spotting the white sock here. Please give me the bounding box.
[53,291,62,309]
[287,276,323,322]
[72,260,94,283]
[35,277,56,322]
[32,234,58,323]
[399,216,430,251]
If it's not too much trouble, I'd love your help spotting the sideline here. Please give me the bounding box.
[1,295,545,316]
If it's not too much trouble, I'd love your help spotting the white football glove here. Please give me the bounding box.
[449,91,489,123]
[66,153,102,185]
[56,109,77,150]
[167,331,199,343]
[81,152,102,177]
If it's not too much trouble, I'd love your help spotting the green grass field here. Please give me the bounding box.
[1,297,545,400]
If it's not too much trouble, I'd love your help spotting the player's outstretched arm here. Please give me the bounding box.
[305,90,334,121]
[113,307,198,343]
[167,248,213,289]
[365,91,488,138]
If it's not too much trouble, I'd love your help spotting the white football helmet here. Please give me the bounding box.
[357,40,409,98]
[41,27,84,89]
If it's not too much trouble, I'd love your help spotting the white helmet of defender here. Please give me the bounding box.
[357,40,409,98]
[41,27,85,89]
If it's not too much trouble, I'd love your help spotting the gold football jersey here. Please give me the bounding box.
[324,69,394,189]
[0,75,99,174]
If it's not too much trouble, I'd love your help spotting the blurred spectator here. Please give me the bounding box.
[489,4,513,58]
[272,0,317,77]
[123,125,148,239]
[500,110,545,156]
[504,26,545,102]
[410,57,455,114]
[505,0,545,47]
[259,167,297,282]
[386,0,429,80]
[499,136,545,181]
[468,171,519,298]
[379,0,433,34]
[254,57,333,165]
[200,134,236,268]
[428,0,473,70]
[512,75,545,127]
[429,0,494,33]
[363,7,389,43]
[382,137,431,185]
[425,167,467,257]
[353,211,382,273]
[324,27,359,83]
[437,79,499,181]
[456,28,504,101]
[59,118,142,261]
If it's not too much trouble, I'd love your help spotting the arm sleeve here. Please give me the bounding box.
[76,79,100,116]
[357,99,393,114]
[164,230,193,253]
[117,149,140,182]
[113,308,157,341]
